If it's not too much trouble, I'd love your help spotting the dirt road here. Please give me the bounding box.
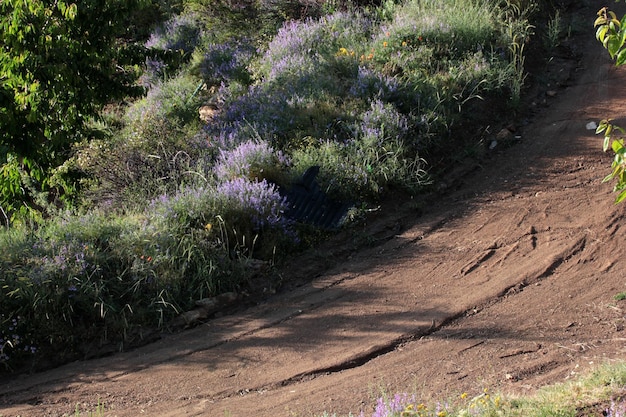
[2,2,626,416]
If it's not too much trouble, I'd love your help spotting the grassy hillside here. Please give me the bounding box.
[0,0,566,373]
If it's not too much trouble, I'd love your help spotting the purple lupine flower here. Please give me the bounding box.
[216,178,289,231]
[349,66,400,99]
[214,140,290,182]
[372,393,416,417]
[354,99,408,146]
[198,41,255,86]
[607,400,626,417]
[139,56,168,89]
[145,13,202,54]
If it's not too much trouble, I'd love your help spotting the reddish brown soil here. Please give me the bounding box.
[3,2,626,416]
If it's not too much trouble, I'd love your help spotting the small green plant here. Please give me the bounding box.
[614,291,626,301]
[501,0,536,107]
[72,399,105,417]
[544,10,562,51]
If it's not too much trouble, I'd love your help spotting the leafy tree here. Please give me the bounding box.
[0,0,149,224]
[594,5,626,203]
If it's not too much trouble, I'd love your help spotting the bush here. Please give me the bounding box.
[78,71,209,208]
[0,187,293,371]
[213,140,291,184]
[145,12,203,55]
[194,41,255,87]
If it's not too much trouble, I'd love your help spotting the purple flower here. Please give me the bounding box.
[354,99,408,146]
[216,178,290,231]
[349,66,400,99]
[139,56,168,89]
[607,400,626,417]
[214,140,290,182]
[372,393,416,417]
[198,41,254,86]
[145,13,202,54]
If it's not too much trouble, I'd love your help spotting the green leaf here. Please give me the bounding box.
[597,25,609,41]
[607,36,622,58]
[604,135,611,152]
[617,47,626,66]
[615,188,626,203]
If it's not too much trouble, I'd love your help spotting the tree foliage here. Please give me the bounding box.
[594,4,626,203]
[0,0,149,223]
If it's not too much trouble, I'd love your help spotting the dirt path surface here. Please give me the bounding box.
[3,3,626,416]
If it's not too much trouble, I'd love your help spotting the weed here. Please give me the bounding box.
[544,10,562,51]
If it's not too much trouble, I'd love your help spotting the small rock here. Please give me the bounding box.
[586,121,598,130]
[199,104,218,122]
[169,292,240,329]
[546,90,557,97]
[496,128,513,141]
[489,140,498,150]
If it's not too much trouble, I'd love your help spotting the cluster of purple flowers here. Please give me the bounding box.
[29,241,94,286]
[0,316,36,365]
[607,400,626,417]
[198,41,254,86]
[216,178,290,231]
[367,393,416,417]
[262,11,372,74]
[354,99,408,146]
[204,84,294,150]
[349,66,401,100]
[214,140,290,182]
[145,13,202,54]
[139,56,168,89]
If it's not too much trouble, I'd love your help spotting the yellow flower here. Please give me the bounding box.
[205,223,212,232]
[460,392,468,400]
[402,41,407,47]
[337,47,349,56]
[437,411,447,417]
[383,41,388,47]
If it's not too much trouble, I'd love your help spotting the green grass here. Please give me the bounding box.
[322,362,626,417]
[69,400,106,417]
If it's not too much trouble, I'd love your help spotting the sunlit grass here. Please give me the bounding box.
[321,362,626,417]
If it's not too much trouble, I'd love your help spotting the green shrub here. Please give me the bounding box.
[77,71,210,209]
